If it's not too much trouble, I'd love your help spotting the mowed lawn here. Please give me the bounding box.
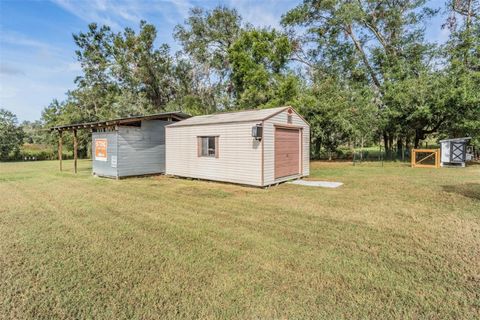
[1,160,479,319]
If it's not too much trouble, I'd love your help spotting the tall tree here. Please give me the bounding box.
[21,120,45,145]
[174,6,243,110]
[228,28,295,109]
[441,0,480,145]
[111,21,178,112]
[294,77,354,159]
[72,23,120,121]
[0,109,24,160]
[282,0,441,151]
[71,21,180,121]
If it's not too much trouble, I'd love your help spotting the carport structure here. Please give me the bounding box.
[50,112,189,174]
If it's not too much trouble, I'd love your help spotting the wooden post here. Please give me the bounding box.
[73,129,78,174]
[58,130,63,171]
[411,148,415,168]
[436,149,440,168]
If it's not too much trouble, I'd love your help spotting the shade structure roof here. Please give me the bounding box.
[50,111,190,131]
[167,107,291,127]
[439,137,471,142]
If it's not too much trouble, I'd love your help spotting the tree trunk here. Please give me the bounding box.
[383,131,389,158]
[405,135,412,150]
[360,136,364,161]
[345,24,382,90]
[414,129,423,148]
[397,137,403,160]
[388,135,394,159]
[314,139,322,160]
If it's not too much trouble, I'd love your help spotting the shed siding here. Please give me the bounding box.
[263,109,310,185]
[166,121,263,186]
[117,120,168,177]
[92,131,118,178]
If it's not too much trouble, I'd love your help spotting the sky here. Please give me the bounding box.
[0,0,449,122]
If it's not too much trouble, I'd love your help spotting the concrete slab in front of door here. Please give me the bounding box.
[288,180,343,188]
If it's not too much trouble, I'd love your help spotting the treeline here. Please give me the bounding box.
[7,0,480,160]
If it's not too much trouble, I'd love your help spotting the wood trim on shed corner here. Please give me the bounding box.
[300,127,304,176]
[261,120,265,186]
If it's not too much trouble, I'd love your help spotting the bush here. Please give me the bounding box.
[0,144,74,162]
[19,150,73,161]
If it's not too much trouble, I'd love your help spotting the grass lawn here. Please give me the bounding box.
[1,160,479,319]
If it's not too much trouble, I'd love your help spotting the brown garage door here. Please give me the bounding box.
[275,128,300,179]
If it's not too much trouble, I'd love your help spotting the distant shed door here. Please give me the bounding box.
[275,127,301,179]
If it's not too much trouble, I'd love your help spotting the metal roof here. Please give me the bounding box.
[167,106,290,127]
[439,137,471,142]
[50,111,190,131]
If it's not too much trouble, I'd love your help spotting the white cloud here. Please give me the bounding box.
[0,30,59,52]
[0,83,20,99]
[168,0,193,19]
[434,25,450,43]
[0,29,79,121]
[0,64,25,76]
[50,0,194,30]
[229,0,298,29]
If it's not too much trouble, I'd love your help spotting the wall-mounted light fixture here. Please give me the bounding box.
[252,124,263,140]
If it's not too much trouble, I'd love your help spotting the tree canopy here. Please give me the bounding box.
[11,0,477,159]
[0,108,24,160]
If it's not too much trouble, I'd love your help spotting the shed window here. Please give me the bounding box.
[198,136,218,157]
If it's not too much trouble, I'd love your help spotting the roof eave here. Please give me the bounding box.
[167,107,296,128]
[50,111,190,131]
[439,137,472,142]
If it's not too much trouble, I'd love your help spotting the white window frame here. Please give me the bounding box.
[197,136,219,158]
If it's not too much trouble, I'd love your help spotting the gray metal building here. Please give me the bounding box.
[440,137,472,167]
[92,113,189,178]
[52,112,189,178]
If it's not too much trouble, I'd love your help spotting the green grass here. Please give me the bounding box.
[1,160,479,319]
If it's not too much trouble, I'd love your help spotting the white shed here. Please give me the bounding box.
[165,106,310,187]
[440,137,472,167]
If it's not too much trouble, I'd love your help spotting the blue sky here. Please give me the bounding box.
[0,0,449,122]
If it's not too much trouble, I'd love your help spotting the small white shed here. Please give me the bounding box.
[165,106,310,187]
[440,137,472,167]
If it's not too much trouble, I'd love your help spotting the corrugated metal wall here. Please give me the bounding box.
[92,131,118,178]
[117,120,168,177]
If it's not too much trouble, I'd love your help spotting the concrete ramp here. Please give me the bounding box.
[288,180,343,188]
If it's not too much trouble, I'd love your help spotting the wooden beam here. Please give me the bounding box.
[261,120,264,186]
[411,148,440,169]
[58,130,63,171]
[416,151,436,164]
[436,148,441,168]
[411,148,414,168]
[73,129,78,174]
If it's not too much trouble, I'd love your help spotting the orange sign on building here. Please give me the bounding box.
[95,139,108,161]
